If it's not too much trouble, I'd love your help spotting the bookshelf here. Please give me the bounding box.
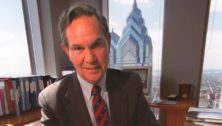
[0,75,55,126]
[0,108,41,126]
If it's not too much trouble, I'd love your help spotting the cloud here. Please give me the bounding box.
[0,31,30,76]
[109,20,123,36]
[206,31,222,50]
[204,31,222,69]
[0,31,14,43]
[210,0,222,13]
[0,31,27,46]
[113,0,154,7]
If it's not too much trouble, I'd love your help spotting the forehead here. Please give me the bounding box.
[65,15,102,37]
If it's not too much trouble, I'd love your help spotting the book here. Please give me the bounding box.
[0,79,10,115]
[16,78,23,113]
[3,79,13,114]
[0,97,2,116]
[7,78,16,114]
[19,77,26,112]
[29,78,37,109]
[24,77,30,111]
[12,78,21,115]
[186,107,222,123]
[0,81,6,115]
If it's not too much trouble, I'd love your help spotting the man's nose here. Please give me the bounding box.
[85,49,96,63]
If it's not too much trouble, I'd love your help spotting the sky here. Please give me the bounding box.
[203,0,222,70]
[109,0,222,71]
[0,0,31,76]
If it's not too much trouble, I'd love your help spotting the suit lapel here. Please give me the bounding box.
[60,70,128,126]
[107,69,128,126]
[63,73,93,126]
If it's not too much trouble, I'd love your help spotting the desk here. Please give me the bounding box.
[149,99,194,126]
[0,109,41,126]
[184,121,222,126]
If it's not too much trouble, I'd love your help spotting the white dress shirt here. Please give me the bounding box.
[77,73,110,126]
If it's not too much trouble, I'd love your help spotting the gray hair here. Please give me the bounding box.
[58,3,110,46]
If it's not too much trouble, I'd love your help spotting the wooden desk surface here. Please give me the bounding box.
[149,99,195,126]
[0,109,41,126]
[149,99,194,110]
[184,121,222,126]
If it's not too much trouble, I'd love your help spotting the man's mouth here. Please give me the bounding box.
[84,66,100,70]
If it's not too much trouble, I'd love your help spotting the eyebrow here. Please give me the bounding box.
[70,37,106,49]
[91,38,106,48]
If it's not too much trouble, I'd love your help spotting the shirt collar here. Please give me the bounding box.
[77,73,107,100]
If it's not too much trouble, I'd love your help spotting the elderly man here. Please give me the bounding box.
[38,3,158,126]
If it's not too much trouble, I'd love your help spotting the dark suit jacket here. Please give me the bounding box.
[38,69,158,126]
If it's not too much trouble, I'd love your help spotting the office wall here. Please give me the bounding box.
[160,0,210,103]
[37,0,69,77]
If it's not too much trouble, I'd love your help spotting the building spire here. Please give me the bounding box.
[133,0,138,8]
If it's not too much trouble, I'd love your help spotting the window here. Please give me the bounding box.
[199,0,222,108]
[109,0,164,96]
[0,0,31,76]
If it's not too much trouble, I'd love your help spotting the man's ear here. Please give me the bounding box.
[61,43,69,55]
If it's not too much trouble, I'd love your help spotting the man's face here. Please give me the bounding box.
[63,15,110,84]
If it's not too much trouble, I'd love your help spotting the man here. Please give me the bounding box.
[38,3,158,126]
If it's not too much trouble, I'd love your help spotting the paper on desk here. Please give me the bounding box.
[187,107,222,123]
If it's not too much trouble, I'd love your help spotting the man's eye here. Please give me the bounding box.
[75,47,83,50]
[92,40,105,49]
[72,46,83,51]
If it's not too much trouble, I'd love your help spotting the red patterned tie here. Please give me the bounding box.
[91,85,111,126]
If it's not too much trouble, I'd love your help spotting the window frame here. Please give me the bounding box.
[22,0,46,75]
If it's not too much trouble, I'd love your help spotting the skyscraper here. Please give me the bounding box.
[110,0,152,67]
